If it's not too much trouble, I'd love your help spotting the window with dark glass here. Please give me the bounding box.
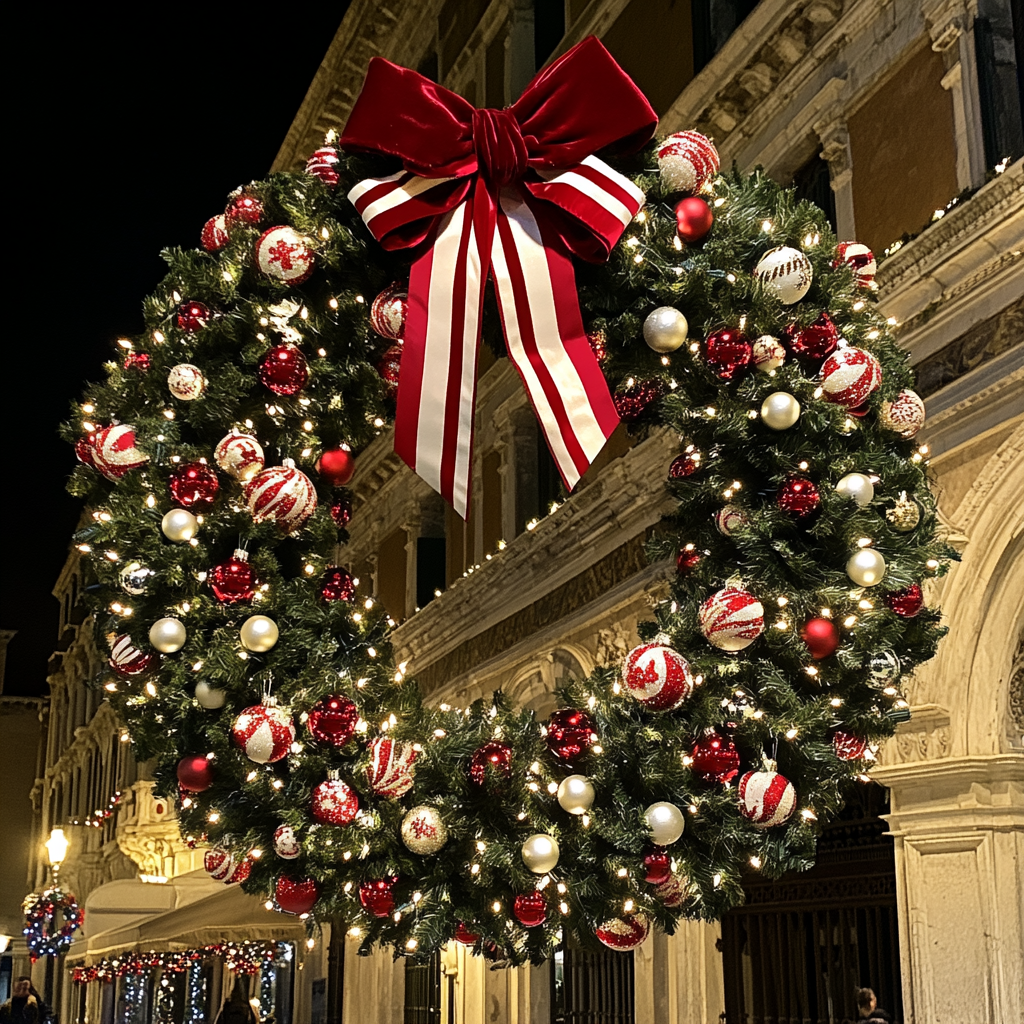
[975,0,1024,167]
[692,0,761,73]
[404,953,442,1024]
[551,939,636,1024]
[792,152,837,234]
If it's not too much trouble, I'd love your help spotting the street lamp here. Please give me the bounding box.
[0,935,10,953]
[45,828,69,882]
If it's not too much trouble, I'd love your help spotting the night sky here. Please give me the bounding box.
[3,8,350,696]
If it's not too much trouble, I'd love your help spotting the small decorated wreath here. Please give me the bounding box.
[23,887,83,960]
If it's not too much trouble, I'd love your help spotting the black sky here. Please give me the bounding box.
[3,7,351,696]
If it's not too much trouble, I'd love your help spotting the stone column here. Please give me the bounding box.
[499,409,539,541]
[815,116,856,239]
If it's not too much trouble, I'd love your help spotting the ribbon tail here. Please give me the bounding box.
[490,189,620,493]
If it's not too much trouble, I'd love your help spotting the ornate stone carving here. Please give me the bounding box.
[879,704,953,764]
[594,625,632,669]
[1009,627,1024,745]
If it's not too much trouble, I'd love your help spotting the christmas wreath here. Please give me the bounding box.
[64,39,952,965]
[23,887,83,960]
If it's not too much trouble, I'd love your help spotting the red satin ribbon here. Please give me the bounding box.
[342,37,657,517]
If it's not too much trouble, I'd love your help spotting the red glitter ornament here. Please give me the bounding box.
[469,741,513,789]
[455,922,480,945]
[258,344,309,396]
[256,226,315,284]
[784,312,838,361]
[676,546,702,574]
[246,461,318,533]
[669,451,700,479]
[312,775,359,826]
[225,193,263,227]
[832,730,868,761]
[109,634,153,677]
[307,695,359,748]
[546,708,596,762]
[168,462,219,510]
[201,214,229,251]
[690,732,741,783]
[377,344,402,391]
[884,583,924,618]
[319,567,356,602]
[232,701,295,764]
[704,328,752,381]
[359,878,397,918]
[513,892,547,928]
[776,476,820,518]
[820,347,882,408]
[306,147,341,187]
[367,737,417,798]
[596,915,650,951]
[369,283,409,341]
[622,642,694,711]
[330,494,353,528]
[674,196,714,243]
[176,755,213,793]
[177,301,210,333]
[275,876,318,915]
[209,550,255,604]
[92,424,148,481]
[613,379,664,421]
[587,329,608,363]
[738,769,797,828]
[316,448,355,486]
[801,617,840,659]
[122,351,151,372]
[74,435,95,467]
[643,848,672,885]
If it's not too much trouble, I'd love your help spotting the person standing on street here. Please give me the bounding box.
[0,978,41,1024]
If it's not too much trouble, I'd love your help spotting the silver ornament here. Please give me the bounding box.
[401,805,448,855]
[643,307,689,353]
[869,651,901,683]
[195,680,226,709]
[556,775,595,815]
[846,548,887,587]
[521,833,560,874]
[161,508,198,543]
[239,615,279,653]
[760,392,801,430]
[835,473,875,507]
[149,617,187,653]
[643,801,685,846]
[119,561,154,595]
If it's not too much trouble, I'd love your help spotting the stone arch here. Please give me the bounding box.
[506,645,595,716]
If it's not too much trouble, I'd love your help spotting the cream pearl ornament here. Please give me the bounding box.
[557,775,595,815]
[643,801,685,846]
[239,615,279,652]
[846,548,887,587]
[195,680,226,709]
[167,363,206,401]
[643,307,689,353]
[760,392,801,430]
[835,473,875,507]
[521,833,560,874]
[161,508,198,542]
[149,617,187,653]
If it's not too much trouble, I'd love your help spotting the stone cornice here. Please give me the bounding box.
[42,700,121,785]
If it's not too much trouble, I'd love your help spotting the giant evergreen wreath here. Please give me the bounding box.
[64,113,953,964]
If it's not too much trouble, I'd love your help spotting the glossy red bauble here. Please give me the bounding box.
[168,462,219,510]
[225,193,263,226]
[832,730,868,761]
[704,328,752,381]
[330,494,353,528]
[177,301,210,333]
[455,922,480,945]
[613,379,664,421]
[801,617,840,659]
[275,876,318,915]
[776,476,820,518]
[469,741,513,789]
[674,197,714,243]
[669,451,700,479]
[513,892,547,928]
[546,708,596,762]
[784,312,838,361]
[587,329,608,364]
[176,755,213,793]
[209,550,255,604]
[312,777,359,826]
[122,351,151,372]
[377,344,403,391]
[884,583,924,618]
[369,283,409,341]
[307,695,359,748]
[201,214,228,251]
[690,732,741,783]
[75,435,95,467]
[316,448,356,487]
[643,848,672,885]
[359,878,397,918]
[319,566,356,602]
[258,344,309,396]
[109,634,154,677]
[676,546,702,574]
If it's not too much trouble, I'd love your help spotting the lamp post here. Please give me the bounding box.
[45,828,69,884]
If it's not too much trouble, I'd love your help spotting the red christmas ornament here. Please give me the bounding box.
[513,892,547,928]
[306,146,341,187]
[674,197,714,243]
[92,424,148,480]
[377,344,402,391]
[369,283,409,340]
[367,737,417,798]
[654,873,688,907]
[255,226,315,284]
[359,878,397,918]
[832,730,868,761]
[307,695,359,747]
[109,634,154,677]
[690,732,741,783]
[669,451,700,479]
[676,546,702,574]
[820,347,882,408]
[704,328,752,381]
[312,776,359,826]
[168,462,219,510]
[699,587,765,651]
[209,550,256,604]
[330,494,353,528]
[232,701,295,764]
[176,755,213,793]
[315,448,356,486]
[246,461,318,532]
[587,329,608,364]
[546,708,596,762]
[801,617,840,659]
[275,876,318,915]
[177,301,210,333]
[122,351,151,372]
[776,476,820,518]
[596,915,650,951]
[834,241,876,287]
[738,769,797,827]
[454,922,480,945]
[849,402,871,419]
[884,583,924,618]
[225,193,263,227]
[784,312,838,361]
[201,214,229,251]
[204,848,243,882]
[319,566,356,602]
[642,848,672,885]
[258,344,309,396]
[622,642,694,711]
[469,741,513,789]
[223,858,251,885]
[74,435,95,467]
[613,379,664,421]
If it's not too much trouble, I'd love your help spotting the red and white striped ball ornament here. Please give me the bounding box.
[312,775,359,826]
[834,241,877,287]
[654,873,689,908]
[753,246,813,305]
[109,634,153,677]
[201,214,229,252]
[819,347,882,408]
[214,432,264,483]
[245,460,317,532]
[305,146,340,187]
[622,641,695,711]
[832,731,868,761]
[715,504,749,537]
[273,824,302,860]
[167,363,206,401]
[656,131,720,194]
[596,915,650,951]
[231,700,296,764]
[738,766,797,828]
[204,848,249,883]
[92,424,148,481]
[879,389,926,438]
[699,587,764,652]
[367,737,418,798]
[370,282,409,341]
[255,226,316,285]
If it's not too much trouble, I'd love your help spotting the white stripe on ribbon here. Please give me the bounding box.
[351,173,458,228]
[537,156,643,227]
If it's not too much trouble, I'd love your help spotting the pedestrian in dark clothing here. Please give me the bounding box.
[856,986,893,1021]
[0,977,41,1024]
[214,978,259,1024]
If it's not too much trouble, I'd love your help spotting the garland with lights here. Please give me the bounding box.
[64,45,953,968]
[23,888,83,960]
[72,941,285,984]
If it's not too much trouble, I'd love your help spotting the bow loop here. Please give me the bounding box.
[472,108,528,187]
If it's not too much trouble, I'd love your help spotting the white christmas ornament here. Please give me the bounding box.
[521,833,560,874]
[161,508,198,542]
[738,769,797,828]
[656,131,720,194]
[753,246,813,305]
[149,617,186,653]
[239,615,279,652]
[760,392,801,430]
[752,335,785,372]
[557,775,595,815]
[835,473,875,507]
[846,548,887,587]
[256,226,316,284]
[643,801,685,846]
[167,364,206,401]
[642,307,689,353]
[195,680,226,709]
[215,432,265,482]
[273,824,302,860]
[232,701,295,764]
[401,805,448,855]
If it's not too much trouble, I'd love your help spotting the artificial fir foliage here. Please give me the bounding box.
[64,134,953,966]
